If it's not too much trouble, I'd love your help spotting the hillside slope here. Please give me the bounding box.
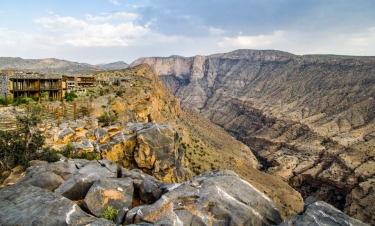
[87,65,304,217]
[131,49,375,224]
[0,57,128,74]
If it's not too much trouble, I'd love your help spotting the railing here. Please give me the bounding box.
[11,86,61,91]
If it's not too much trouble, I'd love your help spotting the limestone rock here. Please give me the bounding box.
[21,171,65,192]
[138,178,162,204]
[99,131,136,167]
[125,170,282,226]
[58,128,76,142]
[279,201,368,226]
[2,165,25,186]
[55,160,117,200]
[134,123,193,182]
[94,128,109,143]
[70,120,86,131]
[345,177,375,225]
[0,183,96,226]
[83,178,134,217]
[72,139,94,152]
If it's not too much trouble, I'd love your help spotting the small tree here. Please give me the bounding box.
[0,108,58,171]
[65,91,77,102]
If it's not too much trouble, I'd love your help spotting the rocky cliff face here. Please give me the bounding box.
[131,49,375,225]
[87,65,304,217]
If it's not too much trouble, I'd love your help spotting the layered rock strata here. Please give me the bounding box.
[131,50,375,224]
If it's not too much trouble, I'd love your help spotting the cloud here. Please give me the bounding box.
[218,31,286,49]
[33,12,150,47]
[108,0,120,6]
[217,28,375,56]
[85,12,139,22]
[209,26,225,36]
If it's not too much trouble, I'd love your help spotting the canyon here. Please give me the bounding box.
[131,49,375,225]
[0,51,372,225]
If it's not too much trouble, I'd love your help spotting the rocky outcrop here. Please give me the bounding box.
[0,182,115,226]
[345,177,375,224]
[279,200,368,226]
[46,120,193,183]
[125,170,283,225]
[132,50,375,224]
[83,178,134,217]
[0,159,285,226]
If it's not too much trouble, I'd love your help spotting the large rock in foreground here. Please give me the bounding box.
[0,183,114,226]
[125,170,283,225]
[279,201,368,226]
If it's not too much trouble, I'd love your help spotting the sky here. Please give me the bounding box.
[1,0,375,64]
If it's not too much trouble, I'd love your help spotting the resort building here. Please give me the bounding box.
[9,72,66,100]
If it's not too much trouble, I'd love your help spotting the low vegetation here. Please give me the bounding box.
[64,91,78,102]
[0,109,59,173]
[100,206,119,221]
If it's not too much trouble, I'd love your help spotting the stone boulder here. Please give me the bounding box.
[95,128,109,143]
[279,201,368,226]
[70,120,86,131]
[99,131,137,167]
[2,165,26,186]
[21,171,65,192]
[0,183,114,226]
[72,139,94,152]
[55,159,118,200]
[83,178,134,217]
[57,128,76,142]
[125,170,283,226]
[133,122,193,182]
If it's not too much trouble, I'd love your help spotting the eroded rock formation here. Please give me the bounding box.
[131,50,375,224]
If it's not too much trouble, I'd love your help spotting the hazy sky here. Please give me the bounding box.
[1,0,375,64]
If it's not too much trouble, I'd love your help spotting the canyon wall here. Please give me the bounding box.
[131,49,375,224]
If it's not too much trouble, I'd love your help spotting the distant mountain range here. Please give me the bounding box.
[0,57,128,74]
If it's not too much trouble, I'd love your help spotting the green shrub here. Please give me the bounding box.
[97,111,118,126]
[13,97,35,106]
[60,143,75,158]
[0,112,58,171]
[36,148,60,163]
[64,91,77,102]
[100,206,119,221]
[0,97,11,106]
[76,152,97,160]
[60,143,97,160]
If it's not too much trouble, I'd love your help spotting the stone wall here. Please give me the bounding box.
[0,71,10,98]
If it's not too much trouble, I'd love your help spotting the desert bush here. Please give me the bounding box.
[0,97,11,106]
[0,111,58,171]
[97,111,118,126]
[64,91,77,102]
[60,143,98,160]
[100,206,119,221]
[60,143,75,158]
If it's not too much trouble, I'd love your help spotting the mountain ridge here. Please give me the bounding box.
[0,57,128,74]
